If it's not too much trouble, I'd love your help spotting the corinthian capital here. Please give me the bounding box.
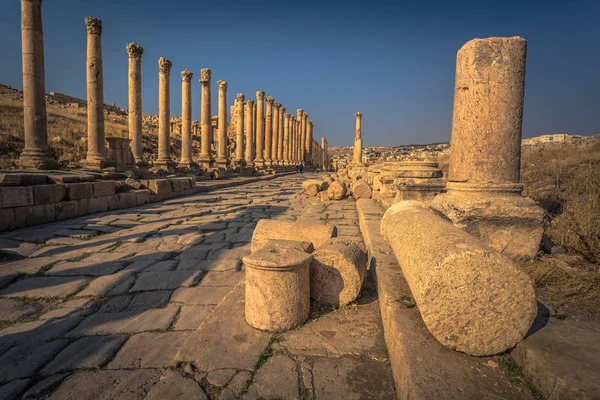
[247,100,255,106]
[218,80,228,90]
[181,69,194,82]
[256,91,265,100]
[199,68,211,85]
[302,112,308,118]
[355,111,363,119]
[308,120,314,125]
[158,57,172,74]
[274,103,281,109]
[281,107,286,114]
[126,42,144,59]
[84,16,102,35]
[236,93,245,102]
[266,96,274,105]
[297,109,303,117]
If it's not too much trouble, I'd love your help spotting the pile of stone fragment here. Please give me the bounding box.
[241,220,367,332]
[301,167,372,201]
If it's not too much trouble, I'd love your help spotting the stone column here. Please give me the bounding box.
[321,137,326,170]
[307,120,314,166]
[17,0,57,169]
[155,57,175,172]
[253,91,265,167]
[296,109,304,163]
[197,68,213,169]
[177,69,194,169]
[83,17,111,169]
[278,107,286,164]
[272,103,280,165]
[283,113,291,165]
[215,80,228,169]
[353,111,363,165]
[235,94,245,164]
[431,37,544,260]
[245,100,255,167]
[264,96,274,166]
[290,116,296,164]
[303,112,310,164]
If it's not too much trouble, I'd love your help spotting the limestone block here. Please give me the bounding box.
[170,178,191,192]
[0,208,16,231]
[14,204,55,227]
[93,181,116,197]
[33,184,65,205]
[310,238,367,307]
[302,180,323,196]
[142,179,172,195]
[243,246,312,331]
[251,220,337,253]
[55,201,78,221]
[252,238,314,254]
[323,176,334,185]
[381,201,537,356]
[351,179,372,200]
[317,191,330,202]
[327,181,347,200]
[85,196,109,214]
[0,174,22,187]
[136,190,151,206]
[118,192,137,209]
[66,182,93,200]
[107,194,120,211]
[1,187,34,208]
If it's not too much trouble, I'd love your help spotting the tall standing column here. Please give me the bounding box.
[290,116,296,164]
[272,103,280,165]
[302,111,308,163]
[126,42,146,169]
[307,120,314,167]
[198,68,213,169]
[296,109,304,163]
[353,111,363,165]
[254,91,265,167]
[155,57,175,172]
[283,114,291,165]
[278,107,285,164]
[178,69,194,169]
[245,100,255,167]
[215,80,228,169]
[17,0,57,169]
[264,96,274,166]
[235,94,245,165]
[83,17,111,169]
[322,137,327,169]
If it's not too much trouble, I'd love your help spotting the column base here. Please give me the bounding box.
[430,182,545,260]
[254,158,265,168]
[214,157,229,170]
[82,157,115,170]
[135,159,149,172]
[176,161,198,171]
[16,151,59,170]
[197,156,214,170]
[154,159,176,174]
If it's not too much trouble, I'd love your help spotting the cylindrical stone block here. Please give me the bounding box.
[448,37,527,185]
[199,68,213,168]
[179,69,193,166]
[272,103,280,164]
[310,238,367,307]
[156,57,172,164]
[264,96,273,164]
[283,114,290,165]
[216,80,228,167]
[278,107,285,163]
[381,201,537,356]
[244,247,312,331]
[327,181,347,200]
[235,94,245,163]
[254,91,265,165]
[251,219,337,253]
[351,179,372,200]
[126,42,145,166]
[244,100,255,167]
[302,180,323,196]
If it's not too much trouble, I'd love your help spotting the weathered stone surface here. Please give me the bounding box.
[0,298,38,322]
[127,290,172,311]
[77,272,135,297]
[67,307,178,336]
[0,238,38,259]
[93,181,116,197]
[66,182,94,200]
[206,368,237,387]
[351,179,372,200]
[0,379,31,400]
[0,339,69,382]
[381,201,536,356]
[145,370,207,400]
[244,247,312,331]
[174,305,214,330]
[248,355,299,399]
[170,286,231,305]
[251,219,336,253]
[0,276,90,298]
[327,180,347,200]
[48,369,162,400]
[199,270,244,288]
[302,179,323,196]
[108,332,190,369]
[177,258,241,271]
[130,270,202,291]
[310,238,367,307]
[21,373,69,399]
[2,186,34,207]
[41,335,127,375]
[47,259,125,276]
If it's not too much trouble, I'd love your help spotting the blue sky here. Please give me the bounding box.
[1,0,598,146]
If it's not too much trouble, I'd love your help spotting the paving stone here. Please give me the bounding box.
[207,243,250,260]
[173,305,214,330]
[130,271,202,291]
[177,232,205,246]
[199,270,245,287]
[177,258,241,271]
[41,335,128,375]
[0,339,69,383]
[127,290,172,311]
[170,286,232,306]
[176,284,271,371]
[0,316,84,354]
[179,243,229,260]
[47,260,125,276]
[145,370,207,400]
[0,297,38,322]
[0,276,90,298]
[207,368,237,387]
[0,238,38,259]
[107,332,191,369]
[76,271,135,297]
[67,307,179,336]
[0,378,31,400]
[52,229,98,239]
[48,369,162,400]
[248,354,299,400]
[98,295,132,312]
[21,373,70,399]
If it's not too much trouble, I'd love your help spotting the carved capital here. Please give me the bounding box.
[181,69,194,82]
[84,16,102,35]
[302,112,308,118]
[247,100,255,106]
[281,107,286,114]
[285,114,292,119]
[158,57,172,74]
[126,42,144,59]
[355,111,363,119]
[274,103,281,109]
[199,68,211,85]
[297,109,303,117]
[236,93,245,102]
[266,96,274,105]
[218,80,228,90]
[256,91,265,100]
[308,120,314,125]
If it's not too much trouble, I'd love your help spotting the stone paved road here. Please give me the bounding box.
[0,173,396,400]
